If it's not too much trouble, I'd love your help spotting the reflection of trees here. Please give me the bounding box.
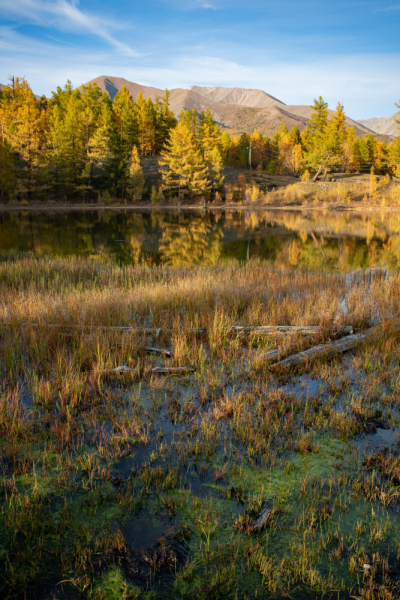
[1,208,400,272]
[160,219,222,266]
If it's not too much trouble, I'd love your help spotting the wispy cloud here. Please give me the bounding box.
[374,3,400,10]
[199,2,219,9]
[0,0,140,56]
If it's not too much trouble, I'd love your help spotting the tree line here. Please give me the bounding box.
[222,98,400,180]
[0,77,399,203]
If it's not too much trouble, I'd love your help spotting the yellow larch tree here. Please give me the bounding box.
[160,122,210,201]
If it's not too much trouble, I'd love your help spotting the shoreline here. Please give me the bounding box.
[1,201,400,213]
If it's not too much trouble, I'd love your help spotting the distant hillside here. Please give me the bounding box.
[82,76,392,141]
[358,113,399,137]
[187,85,285,108]
[84,76,163,102]
[358,117,386,131]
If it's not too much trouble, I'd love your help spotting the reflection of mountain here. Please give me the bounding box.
[2,209,400,272]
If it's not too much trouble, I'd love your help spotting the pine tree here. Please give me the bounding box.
[154,90,177,152]
[179,109,200,142]
[208,146,224,189]
[303,97,337,179]
[85,103,114,197]
[136,92,157,155]
[160,122,210,200]
[389,136,400,175]
[309,97,329,134]
[0,137,15,198]
[112,85,139,156]
[324,103,347,170]
[127,146,145,200]
[289,126,302,146]
[6,81,45,201]
[201,123,221,159]
[221,132,232,159]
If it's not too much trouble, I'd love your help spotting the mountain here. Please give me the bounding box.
[187,85,285,108]
[358,113,399,137]
[82,76,392,141]
[84,76,227,118]
[357,117,386,131]
[84,76,163,102]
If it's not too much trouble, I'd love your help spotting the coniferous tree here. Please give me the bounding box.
[160,122,210,200]
[113,85,139,157]
[136,92,157,155]
[154,90,177,152]
[0,137,15,198]
[389,136,400,175]
[208,146,224,189]
[127,145,145,200]
[6,81,45,200]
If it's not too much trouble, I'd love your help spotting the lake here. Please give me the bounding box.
[1,208,400,272]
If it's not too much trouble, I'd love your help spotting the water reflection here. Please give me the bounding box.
[1,209,400,272]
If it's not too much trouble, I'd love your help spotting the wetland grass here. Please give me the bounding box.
[1,255,400,599]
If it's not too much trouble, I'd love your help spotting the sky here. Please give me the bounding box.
[0,0,399,120]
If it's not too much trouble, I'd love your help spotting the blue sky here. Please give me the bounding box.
[0,0,399,119]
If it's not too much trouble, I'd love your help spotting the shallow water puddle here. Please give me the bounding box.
[120,511,178,551]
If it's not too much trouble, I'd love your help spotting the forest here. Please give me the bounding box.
[0,77,399,203]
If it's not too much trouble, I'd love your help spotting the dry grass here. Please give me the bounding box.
[1,255,400,599]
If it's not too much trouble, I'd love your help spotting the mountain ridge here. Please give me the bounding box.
[357,113,399,137]
[187,85,285,108]
[86,75,392,140]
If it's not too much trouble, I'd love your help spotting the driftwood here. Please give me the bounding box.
[248,507,272,533]
[232,325,353,336]
[144,347,173,358]
[95,365,137,374]
[152,366,195,375]
[270,324,387,370]
[255,348,281,362]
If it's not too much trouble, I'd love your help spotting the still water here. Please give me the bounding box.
[1,208,399,272]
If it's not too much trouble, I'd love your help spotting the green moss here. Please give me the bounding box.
[89,567,142,600]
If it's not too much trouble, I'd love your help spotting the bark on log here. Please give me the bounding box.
[233,325,353,336]
[248,507,272,533]
[95,365,137,374]
[270,324,388,370]
[254,348,281,362]
[144,347,173,357]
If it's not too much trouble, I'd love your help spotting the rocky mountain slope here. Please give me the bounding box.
[77,76,395,141]
[187,85,285,108]
[358,113,399,137]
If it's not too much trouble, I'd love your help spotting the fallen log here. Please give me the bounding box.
[248,506,272,533]
[95,365,137,374]
[270,324,388,370]
[144,347,173,358]
[232,325,353,336]
[254,348,281,362]
[152,366,195,375]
